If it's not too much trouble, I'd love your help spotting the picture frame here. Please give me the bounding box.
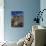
[11,11,24,27]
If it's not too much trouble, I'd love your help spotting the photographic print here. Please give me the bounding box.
[11,11,24,27]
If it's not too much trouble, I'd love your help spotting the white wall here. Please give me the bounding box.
[0,0,4,42]
[40,0,46,26]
